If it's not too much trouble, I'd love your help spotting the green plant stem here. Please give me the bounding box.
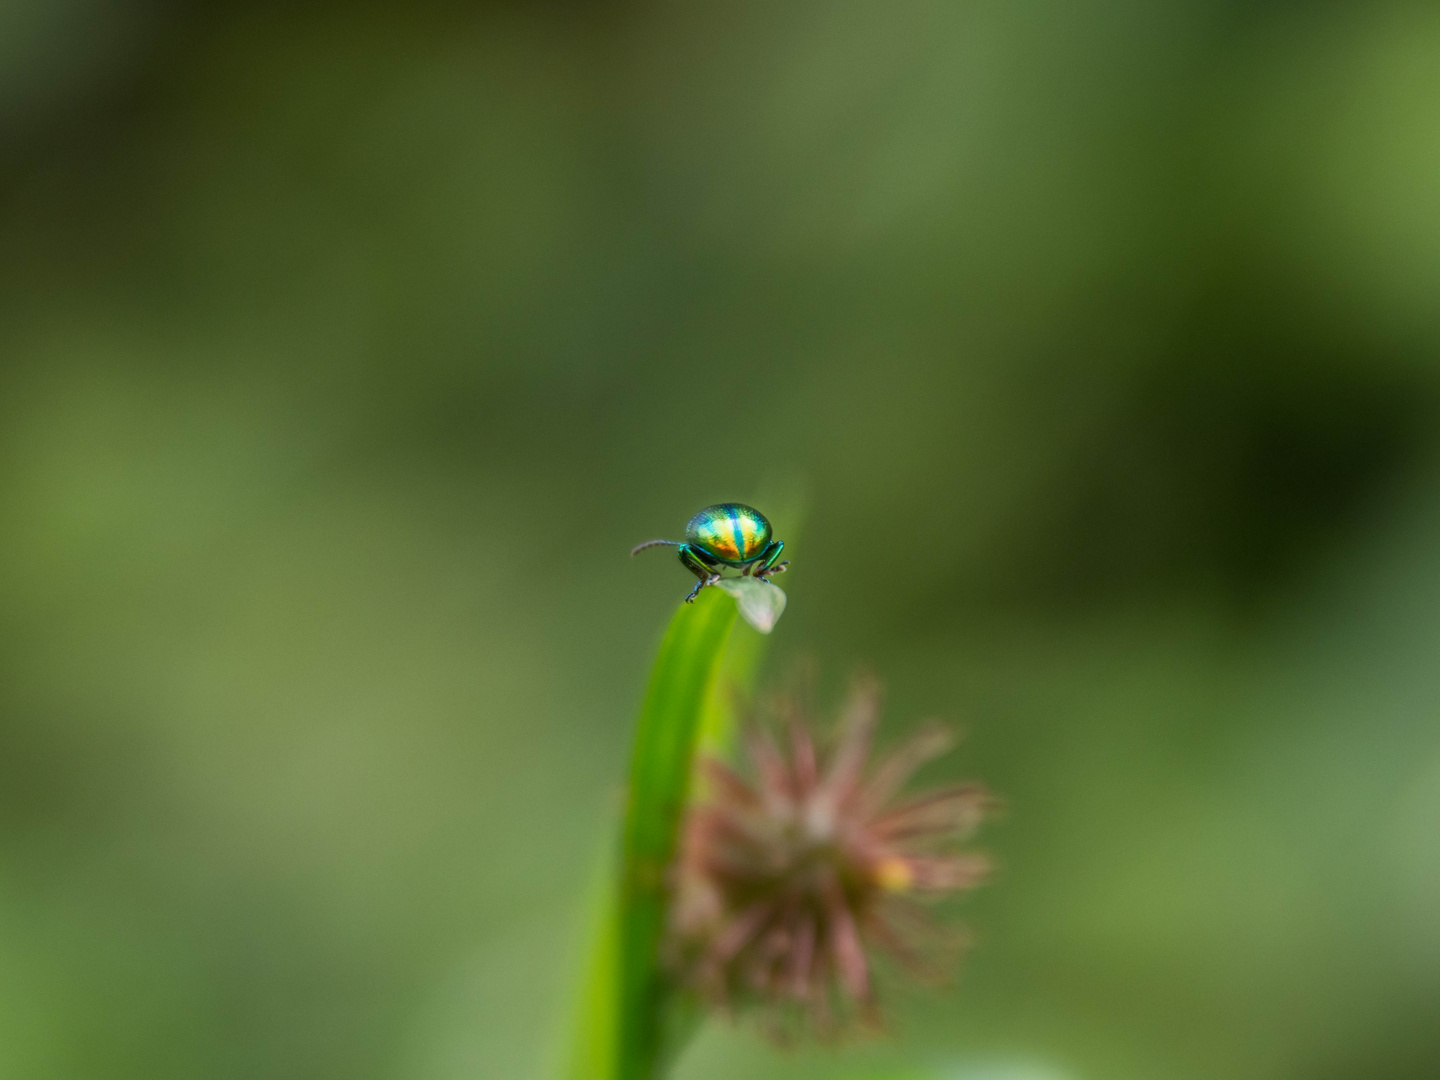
[615,587,737,1080]
[566,489,801,1079]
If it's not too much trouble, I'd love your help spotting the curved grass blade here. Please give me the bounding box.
[617,586,736,1079]
[616,587,736,1080]
[565,588,737,1080]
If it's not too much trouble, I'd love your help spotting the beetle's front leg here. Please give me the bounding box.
[678,544,721,603]
[753,540,788,584]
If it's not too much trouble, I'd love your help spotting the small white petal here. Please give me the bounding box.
[714,577,787,634]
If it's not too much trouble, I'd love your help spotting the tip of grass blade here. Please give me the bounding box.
[713,578,786,634]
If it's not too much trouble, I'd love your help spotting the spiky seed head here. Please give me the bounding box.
[666,674,994,1040]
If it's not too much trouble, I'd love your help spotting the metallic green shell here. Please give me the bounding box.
[686,503,772,565]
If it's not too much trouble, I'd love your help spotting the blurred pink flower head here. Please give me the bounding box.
[668,673,994,1038]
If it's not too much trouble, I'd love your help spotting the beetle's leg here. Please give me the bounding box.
[757,562,789,585]
[753,540,788,584]
[678,544,722,603]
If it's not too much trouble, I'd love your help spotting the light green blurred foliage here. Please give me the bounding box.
[0,1,1439,1079]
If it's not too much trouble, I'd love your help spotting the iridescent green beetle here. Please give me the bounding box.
[632,502,789,603]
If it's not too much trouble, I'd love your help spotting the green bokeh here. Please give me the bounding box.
[1,2,1439,1078]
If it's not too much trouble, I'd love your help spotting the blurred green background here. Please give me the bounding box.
[2,1,1440,1078]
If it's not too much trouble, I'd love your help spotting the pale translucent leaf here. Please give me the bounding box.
[714,577,787,634]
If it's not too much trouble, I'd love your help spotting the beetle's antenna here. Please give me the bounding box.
[631,539,682,557]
